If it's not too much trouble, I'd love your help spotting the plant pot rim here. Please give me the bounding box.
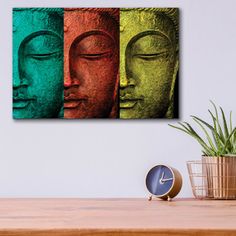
[202,155,236,158]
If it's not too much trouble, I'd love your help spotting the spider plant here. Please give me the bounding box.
[169,101,236,157]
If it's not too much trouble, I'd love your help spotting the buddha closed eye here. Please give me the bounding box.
[21,32,63,62]
[70,31,115,61]
[129,31,173,62]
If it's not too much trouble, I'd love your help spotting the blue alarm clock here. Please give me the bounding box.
[146,164,182,201]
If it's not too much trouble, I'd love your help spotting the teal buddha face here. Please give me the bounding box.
[13,9,63,118]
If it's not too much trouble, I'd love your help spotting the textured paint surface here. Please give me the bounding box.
[13,8,64,119]
[12,8,179,119]
[119,8,179,119]
[64,8,119,118]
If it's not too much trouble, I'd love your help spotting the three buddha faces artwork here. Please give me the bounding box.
[13,8,179,119]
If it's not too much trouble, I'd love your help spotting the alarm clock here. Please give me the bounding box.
[146,164,182,201]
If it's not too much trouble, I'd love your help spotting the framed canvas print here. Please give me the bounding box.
[13,8,179,119]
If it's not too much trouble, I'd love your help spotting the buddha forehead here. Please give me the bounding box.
[120,10,177,44]
[13,9,63,40]
[64,10,118,38]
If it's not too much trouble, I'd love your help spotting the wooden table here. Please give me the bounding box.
[0,198,235,236]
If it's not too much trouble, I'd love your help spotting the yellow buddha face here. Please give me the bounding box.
[119,9,179,119]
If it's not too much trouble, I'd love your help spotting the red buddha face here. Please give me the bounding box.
[64,9,119,118]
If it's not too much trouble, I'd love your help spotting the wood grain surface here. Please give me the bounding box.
[0,198,235,236]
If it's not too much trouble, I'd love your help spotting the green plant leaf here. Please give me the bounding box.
[169,123,214,155]
[208,109,225,144]
[230,111,233,133]
[208,109,222,150]
[168,124,190,135]
[222,128,236,154]
[169,102,235,157]
[191,114,224,153]
[220,107,229,138]
[192,117,217,154]
[210,101,225,142]
[182,122,215,155]
[191,115,214,131]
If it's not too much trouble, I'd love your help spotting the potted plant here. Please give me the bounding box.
[169,102,236,199]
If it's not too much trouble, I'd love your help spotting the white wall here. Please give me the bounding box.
[0,0,236,198]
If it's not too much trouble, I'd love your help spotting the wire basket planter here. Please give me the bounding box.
[187,157,236,200]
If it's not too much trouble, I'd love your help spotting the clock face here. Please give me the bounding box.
[146,165,174,197]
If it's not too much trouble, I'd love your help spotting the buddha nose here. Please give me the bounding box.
[120,76,129,88]
[13,52,21,88]
[120,53,129,88]
[64,47,81,88]
[64,73,80,88]
[13,52,29,88]
[64,76,77,88]
[120,60,135,88]
[64,57,72,87]
[64,59,80,88]
[120,49,135,89]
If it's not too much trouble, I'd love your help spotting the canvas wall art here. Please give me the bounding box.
[13,8,179,119]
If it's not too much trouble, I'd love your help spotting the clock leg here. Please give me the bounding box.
[148,195,153,201]
[167,196,172,201]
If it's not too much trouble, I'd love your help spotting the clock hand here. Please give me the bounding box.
[162,178,173,182]
[160,172,164,180]
[159,172,165,184]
